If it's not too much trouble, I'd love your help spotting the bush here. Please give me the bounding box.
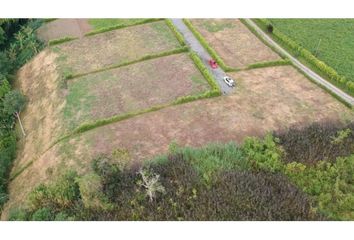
[242,133,283,172]
[77,173,113,210]
[267,23,274,33]
[276,122,354,165]
[31,207,54,221]
[28,170,80,211]
[285,155,354,220]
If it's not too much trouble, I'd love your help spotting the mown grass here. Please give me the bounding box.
[254,19,354,96]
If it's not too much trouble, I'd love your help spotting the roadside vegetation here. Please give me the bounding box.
[0,19,43,211]
[9,121,354,220]
[255,19,354,96]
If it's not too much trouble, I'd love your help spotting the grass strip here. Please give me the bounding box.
[165,19,186,46]
[253,19,354,96]
[64,46,189,80]
[85,18,163,36]
[48,36,78,46]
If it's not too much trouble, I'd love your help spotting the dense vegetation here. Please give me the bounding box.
[0,19,43,211]
[256,19,354,95]
[9,121,354,220]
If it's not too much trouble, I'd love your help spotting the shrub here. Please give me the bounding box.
[267,23,274,33]
[31,207,54,221]
[242,133,283,172]
[28,170,80,211]
[8,208,29,221]
[276,122,354,165]
[77,173,113,210]
[285,155,354,220]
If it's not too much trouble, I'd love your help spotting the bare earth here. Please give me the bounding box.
[36,19,92,42]
[190,19,281,68]
[4,65,353,218]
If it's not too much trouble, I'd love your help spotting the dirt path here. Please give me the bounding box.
[170,19,233,95]
[244,19,354,107]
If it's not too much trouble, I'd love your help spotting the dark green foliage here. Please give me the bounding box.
[243,134,283,172]
[0,19,43,212]
[28,170,80,212]
[285,155,354,220]
[276,122,354,165]
[31,207,54,221]
[2,90,27,116]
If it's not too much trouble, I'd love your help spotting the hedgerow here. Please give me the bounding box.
[245,59,291,70]
[183,19,236,72]
[165,19,186,46]
[48,36,77,46]
[255,19,354,94]
[65,46,189,80]
[85,18,163,37]
[189,51,221,93]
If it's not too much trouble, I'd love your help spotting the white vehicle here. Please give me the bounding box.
[223,76,235,87]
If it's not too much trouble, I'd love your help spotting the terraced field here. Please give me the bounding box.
[53,21,181,76]
[190,19,281,68]
[3,18,354,220]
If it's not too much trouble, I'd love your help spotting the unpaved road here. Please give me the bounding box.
[170,19,234,95]
[244,19,354,107]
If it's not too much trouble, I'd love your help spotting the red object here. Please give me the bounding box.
[208,59,218,69]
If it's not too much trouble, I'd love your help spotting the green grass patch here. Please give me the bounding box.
[86,18,163,36]
[254,19,354,96]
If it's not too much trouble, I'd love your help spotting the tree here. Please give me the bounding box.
[0,26,5,46]
[3,90,27,136]
[138,168,165,202]
[0,78,11,99]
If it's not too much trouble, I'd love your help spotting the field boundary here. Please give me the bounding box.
[85,18,163,37]
[62,46,189,81]
[48,36,78,46]
[165,19,186,46]
[253,19,354,96]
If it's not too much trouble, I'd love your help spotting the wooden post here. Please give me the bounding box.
[16,111,26,137]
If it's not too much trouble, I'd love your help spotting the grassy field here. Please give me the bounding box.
[53,21,181,77]
[189,19,281,69]
[269,19,354,83]
[63,53,211,131]
[88,19,150,30]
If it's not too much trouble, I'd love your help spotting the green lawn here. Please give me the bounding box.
[269,19,354,83]
[88,19,150,30]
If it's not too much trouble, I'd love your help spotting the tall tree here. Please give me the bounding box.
[2,90,27,136]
